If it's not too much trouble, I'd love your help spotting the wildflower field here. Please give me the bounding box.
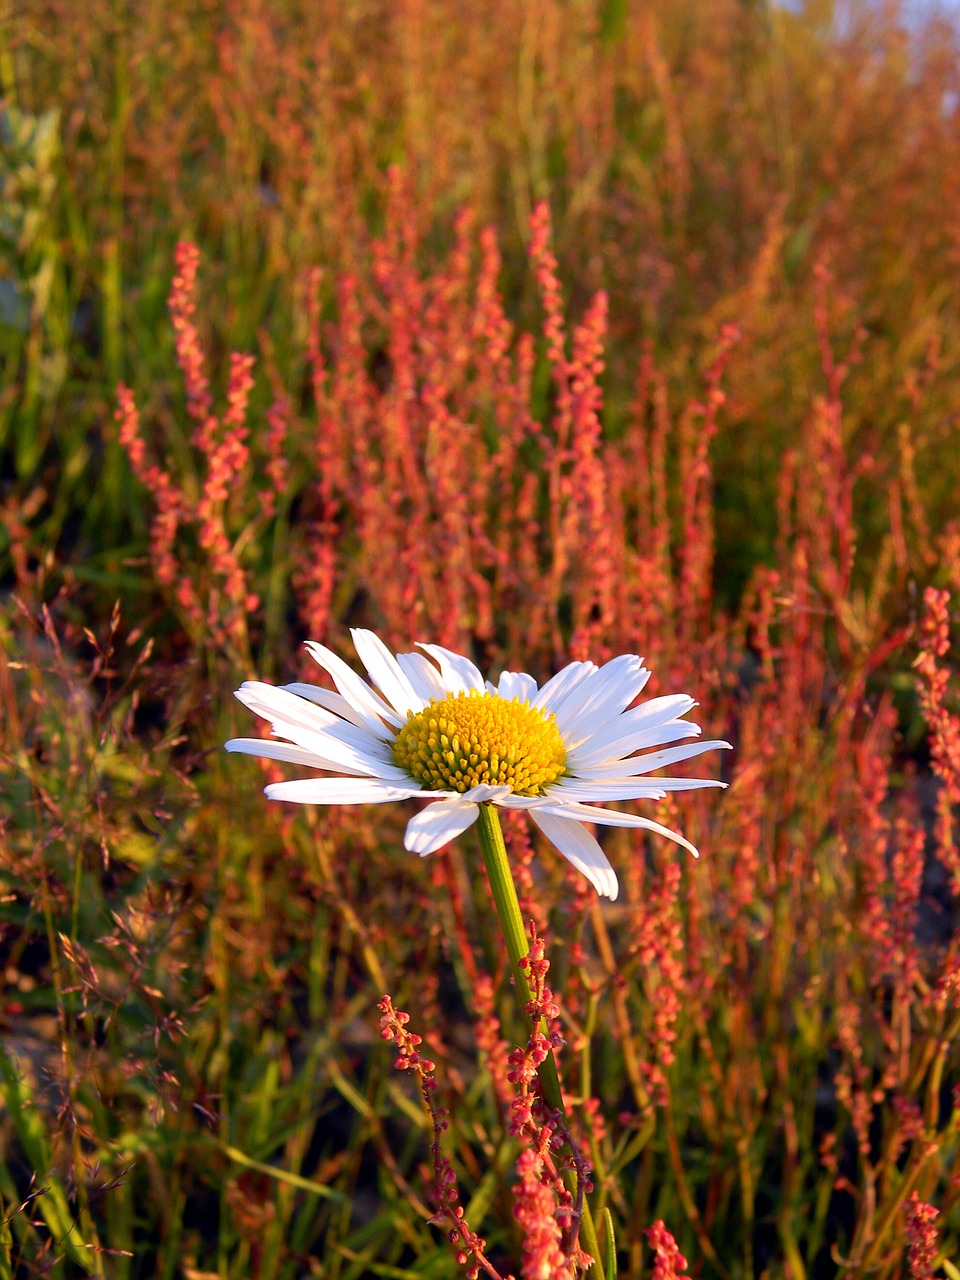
[3,0,960,1275]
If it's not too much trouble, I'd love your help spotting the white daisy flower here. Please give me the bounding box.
[226,630,730,901]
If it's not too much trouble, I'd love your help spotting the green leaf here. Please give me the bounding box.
[603,1208,617,1280]
[0,1206,14,1280]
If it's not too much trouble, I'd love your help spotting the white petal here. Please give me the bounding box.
[264,777,425,804]
[252,684,396,760]
[304,641,402,735]
[626,692,699,724]
[396,651,448,702]
[529,810,620,900]
[569,724,700,768]
[282,682,373,732]
[235,682,360,756]
[541,662,614,733]
[576,696,696,747]
[551,779,668,801]
[234,683,402,778]
[461,783,513,803]
[351,629,425,717]
[534,801,702,857]
[308,713,398,758]
[226,737,356,769]
[416,642,485,693]
[568,714,702,767]
[404,800,480,855]
[551,655,650,737]
[553,776,726,801]
[237,681,338,731]
[533,662,597,716]
[496,670,539,703]
[572,739,732,777]
[638,776,728,792]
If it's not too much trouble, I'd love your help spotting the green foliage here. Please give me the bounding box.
[0,101,69,470]
[1,0,960,1276]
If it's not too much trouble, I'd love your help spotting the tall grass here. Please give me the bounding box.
[1,0,960,1276]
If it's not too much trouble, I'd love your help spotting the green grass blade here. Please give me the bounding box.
[218,1142,347,1202]
[0,1047,94,1273]
[602,1208,617,1280]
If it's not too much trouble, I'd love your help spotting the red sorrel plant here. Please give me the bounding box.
[378,927,597,1280]
[11,0,960,614]
[115,241,275,675]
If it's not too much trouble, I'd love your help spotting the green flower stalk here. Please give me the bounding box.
[475,802,604,1276]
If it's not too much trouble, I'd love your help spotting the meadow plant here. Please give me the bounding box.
[377,994,495,1278]
[93,192,960,1274]
[645,1220,689,1280]
[226,623,730,1274]
[2,2,960,1271]
[7,0,960,582]
[115,241,266,671]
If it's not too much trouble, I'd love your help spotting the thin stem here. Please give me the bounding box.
[474,804,604,1277]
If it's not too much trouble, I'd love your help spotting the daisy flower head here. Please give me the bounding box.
[226,630,730,901]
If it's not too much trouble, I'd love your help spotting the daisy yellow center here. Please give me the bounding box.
[392,690,566,795]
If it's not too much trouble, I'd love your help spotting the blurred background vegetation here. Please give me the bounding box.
[2,0,960,615]
[2,1,960,1276]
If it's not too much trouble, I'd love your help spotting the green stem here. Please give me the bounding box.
[474,804,604,1277]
